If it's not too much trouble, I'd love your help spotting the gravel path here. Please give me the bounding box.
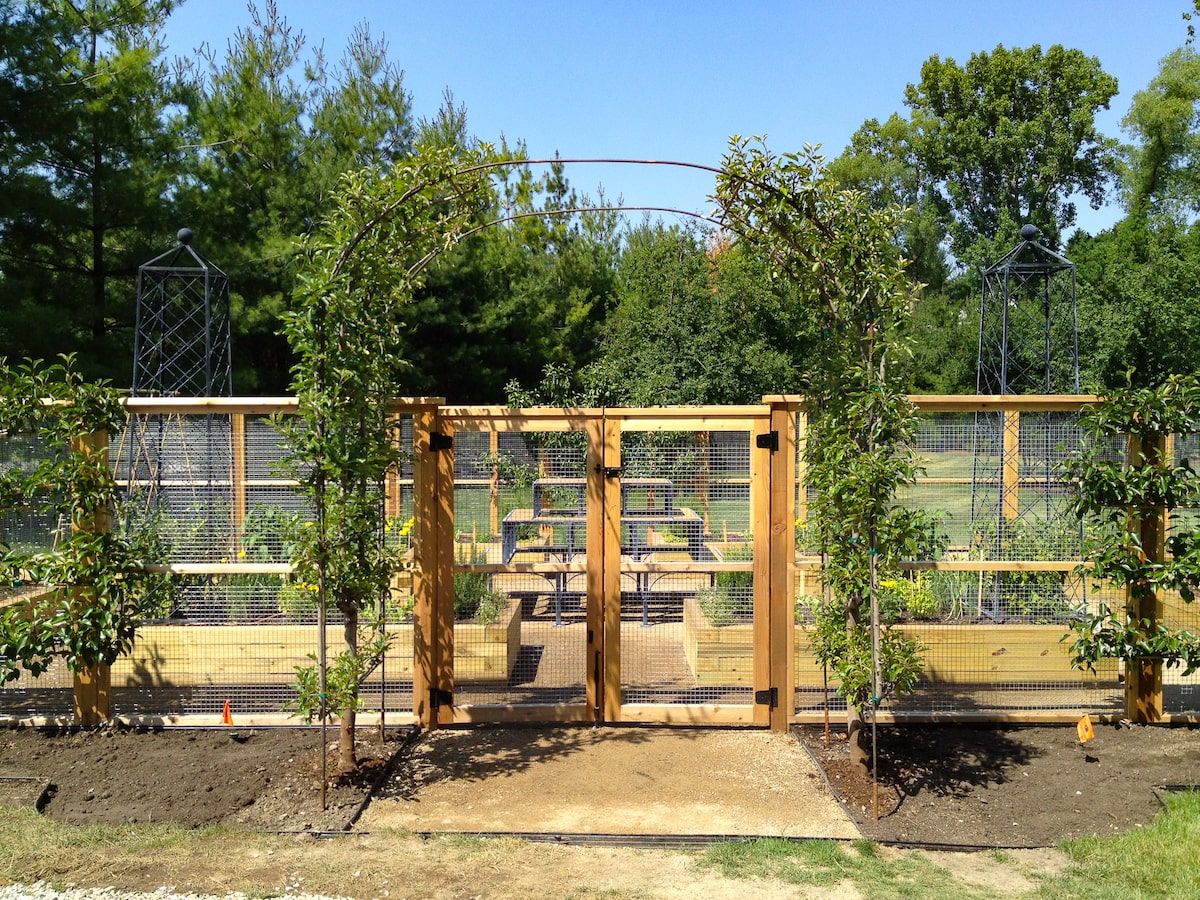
[0,886,351,900]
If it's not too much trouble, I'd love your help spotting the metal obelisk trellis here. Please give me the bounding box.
[970,224,1081,620]
[126,229,233,572]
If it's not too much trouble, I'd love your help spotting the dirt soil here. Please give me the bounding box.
[0,720,1195,849]
[796,721,1200,847]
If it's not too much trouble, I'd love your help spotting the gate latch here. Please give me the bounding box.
[594,464,623,478]
[754,686,778,708]
[429,432,453,452]
[430,687,453,709]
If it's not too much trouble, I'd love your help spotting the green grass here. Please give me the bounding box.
[1033,790,1200,899]
[696,837,998,899]
[695,792,1200,900]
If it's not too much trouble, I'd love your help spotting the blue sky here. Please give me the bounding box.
[162,0,1192,235]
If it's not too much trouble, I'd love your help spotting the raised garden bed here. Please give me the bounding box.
[113,599,522,688]
[683,597,1119,688]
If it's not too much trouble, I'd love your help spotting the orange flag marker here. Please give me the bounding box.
[222,699,234,726]
[1077,713,1094,743]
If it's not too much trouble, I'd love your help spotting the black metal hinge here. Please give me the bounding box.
[756,431,779,452]
[430,687,453,709]
[754,686,778,708]
[429,432,453,452]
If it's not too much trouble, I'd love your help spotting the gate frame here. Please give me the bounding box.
[424,403,795,731]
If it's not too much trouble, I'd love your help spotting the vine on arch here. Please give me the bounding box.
[715,138,928,773]
[280,140,497,774]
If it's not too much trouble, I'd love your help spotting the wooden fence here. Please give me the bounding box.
[2,395,1197,729]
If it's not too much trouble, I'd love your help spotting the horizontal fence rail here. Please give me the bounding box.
[1,395,1197,726]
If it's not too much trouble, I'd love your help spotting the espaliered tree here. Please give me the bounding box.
[0,357,162,722]
[1067,375,1200,715]
[280,141,496,775]
[715,138,927,773]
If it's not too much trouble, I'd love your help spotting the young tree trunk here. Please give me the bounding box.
[846,592,871,774]
[339,609,359,774]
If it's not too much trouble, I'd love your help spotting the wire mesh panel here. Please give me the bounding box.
[105,405,417,721]
[449,422,591,709]
[793,402,1124,721]
[617,418,759,714]
[1165,431,1200,715]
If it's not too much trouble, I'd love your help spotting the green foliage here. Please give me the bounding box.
[179,1,419,392]
[0,1,188,384]
[286,628,392,725]
[903,43,1119,262]
[715,138,926,726]
[879,574,939,621]
[696,546,754,626]
[586,223,809,405]
[1067,375,1200,673]
[1120,46,1200,224]
[807,595,925,710]
[973,518,1082,620]
[0,357,159,684]
[278,139,496,762]
[453,544,507,625]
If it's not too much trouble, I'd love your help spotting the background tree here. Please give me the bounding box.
[0,0,186,383]
[585,223,807,405]
[1119,47,1200,223]
[903,44,1119,265]
[1068,45,1200,391]
[179,0,416,391]
[403,153,620,402]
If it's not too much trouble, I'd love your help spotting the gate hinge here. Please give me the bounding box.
[429,432,453,452]
[754,686,778,708]
[756,431,779,452]
[430,687,453,709]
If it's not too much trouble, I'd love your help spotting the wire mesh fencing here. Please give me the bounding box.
[2,397,1199,724]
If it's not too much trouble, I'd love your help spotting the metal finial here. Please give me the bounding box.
[177,227,194,245]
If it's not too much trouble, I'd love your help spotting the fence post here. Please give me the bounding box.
[766,399,798,731]
[230,413,247,551]
[1002,410,1020,521]
[412,408,438,728]
[71,427,111,725]
[1126,432,1166,722]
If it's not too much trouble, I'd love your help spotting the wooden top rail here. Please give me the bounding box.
[765,394,1101,413]
[105,394,1102,418]
[121,397,444,416]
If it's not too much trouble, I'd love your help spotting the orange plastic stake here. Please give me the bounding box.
[1077,714,1094,743]
[222,699,233,726]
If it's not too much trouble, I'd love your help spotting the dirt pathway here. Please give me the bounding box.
[360,726,859,838]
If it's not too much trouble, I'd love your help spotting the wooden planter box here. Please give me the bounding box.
[684,597,827,688]
[683,598,1119,688]
[114,600,522,688]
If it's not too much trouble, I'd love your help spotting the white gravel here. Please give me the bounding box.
[0,886,352,900]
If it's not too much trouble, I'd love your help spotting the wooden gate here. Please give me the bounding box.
[416,404,795,730]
